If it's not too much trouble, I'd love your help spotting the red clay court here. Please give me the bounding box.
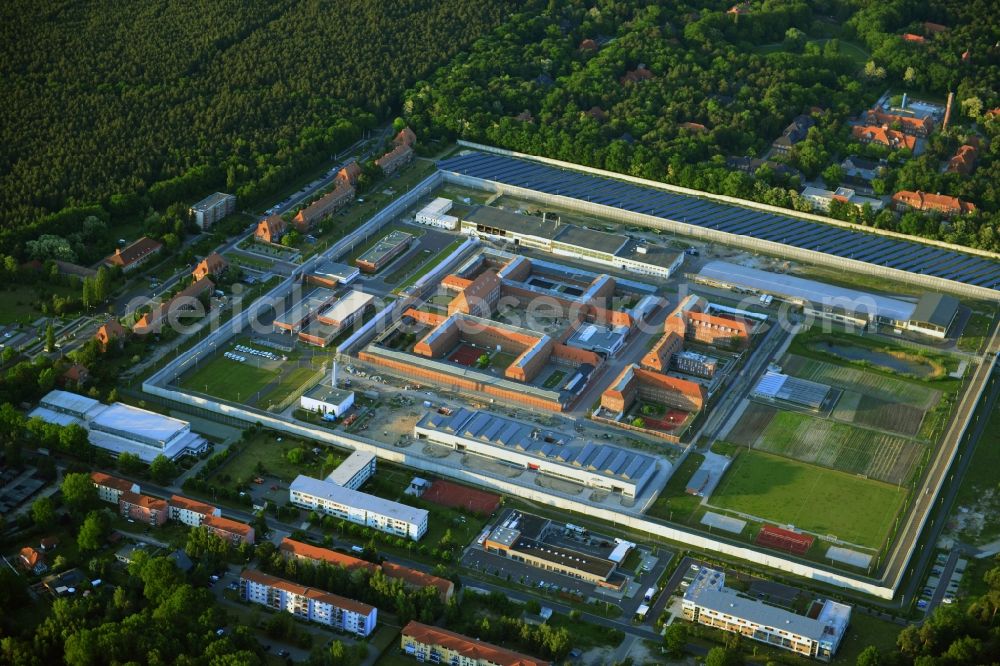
[755,525,814,555]
[448,344,481,367]
[423,479,501,515]
[641,409,689,432]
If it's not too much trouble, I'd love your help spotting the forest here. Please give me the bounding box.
[0,0,524,253]
[402,0,1000,251]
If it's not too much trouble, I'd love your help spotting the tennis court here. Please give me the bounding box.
[422,479,501,515]
[448,343,482,366]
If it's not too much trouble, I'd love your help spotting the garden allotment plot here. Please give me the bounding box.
[727,404,924,485]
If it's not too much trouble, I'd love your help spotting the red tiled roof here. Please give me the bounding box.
[394,127,417,148]
[679,122,708,132]
[20,547,45,570]
[864,110,933,135]
[95,319,126,344]
[947,144,978,174]
[902,33,926,44]
[170,494,217,516]
[579,38,598,51]
[256,215,287,241]
[382,562,454,600]
[241,568,375,616]
[892,190,976,214]
[203,514,254,537]
[193,253,228,280]
[279,538,377,572]
[62,364,88,382]
[851,125,917,151]
[120,491,168,512]
[91,472,136,492]
[402,621,550,666]
[104,237,163,269]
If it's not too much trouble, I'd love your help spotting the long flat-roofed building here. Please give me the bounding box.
[240,568,377,637]
[414,408,658,498]
[309,259,360,287]
[682,568,851,662]
[30,391,208,463]
[695,261,959,338]
[355,230,413,273]
[290,475,428,540]
[273,287,338,335]
[400,621,550,666]
[299,290,374,347]
[461,206,683,279]
[324,450,377,490]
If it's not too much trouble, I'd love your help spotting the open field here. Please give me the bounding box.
[710,449,906,549]
[831,389,924,437]
[212,431,339,488]
[728,403,924,485]
[758,38,870,66]
[646,452,706,524]
[958,309,997,352]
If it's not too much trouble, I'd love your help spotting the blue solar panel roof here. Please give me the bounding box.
[439,152,1000,290]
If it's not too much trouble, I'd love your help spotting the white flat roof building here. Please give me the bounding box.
[414,408,659,499]
[290,475,428,540]
[325,450,377,490]
[415,197,459,229]
[300,384,355,418]
[317,291,374,327]
[683,568,850,662]
[30,390,208,463]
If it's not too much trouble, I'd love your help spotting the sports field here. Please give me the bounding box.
[728,404,923,484]
[710,450,905,549]
[179,346,321,407]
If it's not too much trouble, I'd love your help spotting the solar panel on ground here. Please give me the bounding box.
[439,152,999,289]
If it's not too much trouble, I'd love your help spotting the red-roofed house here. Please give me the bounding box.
[892,190,976,216]
[620,66,653,84]
[103,237,163,273]
[91,472,140,504]
[947,140,979,175]
[20,547,47,575]
[337,162,362,187]
[256,215,287,244]
[394,127,417,148]
[119,492,169,526]
[728,2,751,15]
[851,125,917,151]
[401,621,550,666]
[679,122,708,133]
[95,319,127,351]
[294,181,355,232]
[203,515,255,545]
[192,253,228,281]
[132,277,214,336]
[902,33,926,44]
[59,364,90,388]
[579,38,598,51]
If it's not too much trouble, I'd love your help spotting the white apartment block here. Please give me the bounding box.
[91,472,140,505]
[324,450,377,491]
[169,494,221,527]
[290,475,428,540]
[240,569,377,637]
[682,568,851,662]
[415,197,459,229]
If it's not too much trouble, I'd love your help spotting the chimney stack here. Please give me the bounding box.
[942,91,955,131]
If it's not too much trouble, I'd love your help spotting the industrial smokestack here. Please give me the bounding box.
[332,361,338,387]
[942,91,955,131]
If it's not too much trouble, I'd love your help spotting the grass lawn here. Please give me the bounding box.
[831,613,903,665]
[958,308,997,352]
[226,253,275,271]
[547,612,624,649]
[710,449,906,549]
[180,355,278,402]
[647,452,706,523]
[757,38,869,65]
[214,431,337,487]
[265,365,321,406]
[542,369,566,389]
[0,283,79,325]
[394,238,465,291]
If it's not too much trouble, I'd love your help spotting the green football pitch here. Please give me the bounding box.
[710,449,906,549]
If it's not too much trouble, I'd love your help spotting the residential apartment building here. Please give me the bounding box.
[664,295,752,350]
[863,108,934,136]
[799,186,884,213]
[682,568,851,662]
[103,237,163,273]
[119,491,169,526]
[240,568,377,637]
[290,475,428,540]
[323,450,377,490]
[202,515,255,545]
[91,472,140,505]
[190,192,236,230]
[169,494,221,527]
[294,180,355,232]
[400,621,550,666]
[891,190,976,216]
[376,128,417,175]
